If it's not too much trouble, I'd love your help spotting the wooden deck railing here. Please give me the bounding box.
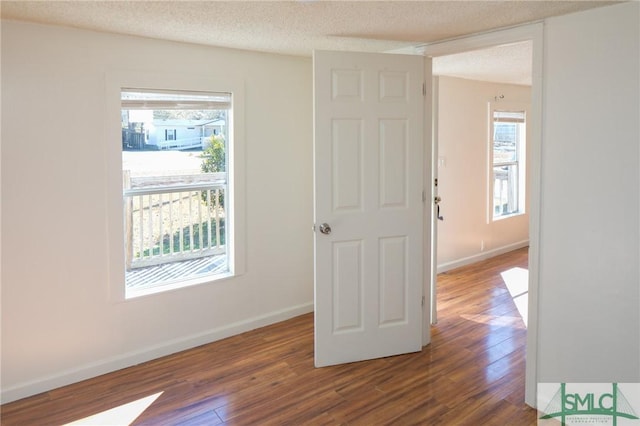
[123,172,226,270]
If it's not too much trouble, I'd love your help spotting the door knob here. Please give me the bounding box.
[319,223,332,235]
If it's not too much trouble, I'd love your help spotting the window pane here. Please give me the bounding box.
[491,109,525,220]
[493,122,518,163]
[493,164,519,217]
[121,89,231,297]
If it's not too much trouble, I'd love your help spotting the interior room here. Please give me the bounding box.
[1,1,638,423]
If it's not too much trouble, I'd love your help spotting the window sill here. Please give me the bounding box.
[125,271,235,300]
[492,211,525,222]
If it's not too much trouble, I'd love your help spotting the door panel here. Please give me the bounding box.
[380,119,408,208]
[332,119,362,212]
[379,236,408,325]
[314,50,425,367]
[333,240,363,332]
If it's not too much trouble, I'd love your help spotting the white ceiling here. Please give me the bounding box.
[433,41,533,86]
[1,1,616,85]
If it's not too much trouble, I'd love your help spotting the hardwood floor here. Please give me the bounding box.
[1,248,536,425]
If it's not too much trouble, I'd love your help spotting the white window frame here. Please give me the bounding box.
[106,71,246,301]
[488,102,527,222]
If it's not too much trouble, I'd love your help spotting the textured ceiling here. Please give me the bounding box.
[1,1,617,85]
[433,41,533,85]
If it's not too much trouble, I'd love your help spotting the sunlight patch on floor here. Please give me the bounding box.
[460,313,526,329]
[501,267,529,327]
[64,392,163,426]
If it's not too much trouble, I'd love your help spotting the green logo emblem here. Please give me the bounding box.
[539,383,639,425]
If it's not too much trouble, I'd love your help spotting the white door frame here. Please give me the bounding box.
[418,22,543,408]
[422,56,434,345]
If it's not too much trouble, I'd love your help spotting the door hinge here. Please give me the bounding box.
[421,296,425,307]
[422,190,426,203]
[422,82,426,96]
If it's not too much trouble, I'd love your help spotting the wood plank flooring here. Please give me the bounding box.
[1,247,536,425]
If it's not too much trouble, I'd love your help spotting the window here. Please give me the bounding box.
[165,129,177,141]
[491,109,526,220]
[121,89,233,298]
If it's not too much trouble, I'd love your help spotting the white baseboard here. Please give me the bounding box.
[437,240,529,274]
[1,302,314,404]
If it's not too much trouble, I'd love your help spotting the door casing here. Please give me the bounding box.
[420,22,543,408]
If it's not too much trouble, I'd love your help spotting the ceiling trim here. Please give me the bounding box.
[417,21,543,58]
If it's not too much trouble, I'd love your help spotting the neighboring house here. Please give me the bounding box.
[148,119,225,150]
[124,116,225,150]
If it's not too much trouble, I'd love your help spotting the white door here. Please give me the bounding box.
[313,50,426,367]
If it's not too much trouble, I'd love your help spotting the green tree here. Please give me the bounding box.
[200,134,226,208]
[201,134,225,173]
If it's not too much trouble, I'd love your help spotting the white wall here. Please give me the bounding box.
[3,1,638,404]
[538,2,639,382]
[1,20,313,402]
[436,76,530,271]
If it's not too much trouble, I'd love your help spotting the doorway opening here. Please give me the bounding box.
[423,24,542,407]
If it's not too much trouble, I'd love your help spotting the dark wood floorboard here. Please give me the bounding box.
[1,247,536,425]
